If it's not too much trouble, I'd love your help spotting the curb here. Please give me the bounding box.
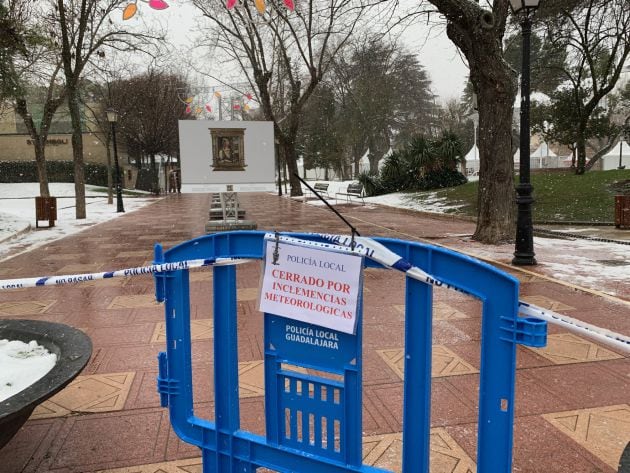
[533,227,630,246]
[0,223,32,245]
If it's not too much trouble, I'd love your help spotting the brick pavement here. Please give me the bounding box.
[0,192,628,472]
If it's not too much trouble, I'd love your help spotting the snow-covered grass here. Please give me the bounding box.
[0,183,155,261]
[0,339,57,402]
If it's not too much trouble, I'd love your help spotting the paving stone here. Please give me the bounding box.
[527,333,624,365]
[32,372,135,419]
[543,404,630,469]
[0,299,56,316]
[377,345,478,379]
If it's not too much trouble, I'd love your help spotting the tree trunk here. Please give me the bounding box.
[444,10,518,243]
[15,101,51,198]
[34,139,50,198]
[67,88,86,219]
[473,74,517,242]
[283,140,302,196]
[575,131,587,175]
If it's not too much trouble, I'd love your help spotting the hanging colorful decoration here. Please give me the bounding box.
[122,0,169,21]
[178,85,258,119]
[226,0,237,8]
[254,0,266,13]
[122,3,137,20]
[148,0,169,9]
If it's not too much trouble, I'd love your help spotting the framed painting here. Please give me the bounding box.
[210,128,247,171]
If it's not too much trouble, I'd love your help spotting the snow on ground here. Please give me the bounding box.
[0,183,155,261]
[297,180,465,213]
[0,339,57,402]
[444,233,630,299]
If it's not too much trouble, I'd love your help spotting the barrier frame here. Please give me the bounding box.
[154,231,546,473]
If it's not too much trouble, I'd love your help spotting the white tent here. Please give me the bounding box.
[560,153,574,168]
[601,140,630,170]
[377,148,393,171]
[530,142,557,168]
[513,148,520,165]
[359,149,370,174]
[464,145,480,175]
[297,157,341,181]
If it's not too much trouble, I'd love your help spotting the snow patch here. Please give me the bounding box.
[0,339,57,402]
[0,183,155,261]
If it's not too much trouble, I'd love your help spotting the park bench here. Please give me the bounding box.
[35,196,57,228]
[335,182,365,205]
[310,182,330,198]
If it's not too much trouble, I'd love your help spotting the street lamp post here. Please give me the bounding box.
[620,120,630,170]
[510,0,540,266]
[275,139,282,197]
[106,108,125,213]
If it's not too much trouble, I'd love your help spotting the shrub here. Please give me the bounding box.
[368,132,467,195]
[0,160,108,186]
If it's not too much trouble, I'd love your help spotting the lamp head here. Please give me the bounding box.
[106,108,118,123]
[509,0,540,14]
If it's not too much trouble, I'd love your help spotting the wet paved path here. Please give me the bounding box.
[0,192,628,472]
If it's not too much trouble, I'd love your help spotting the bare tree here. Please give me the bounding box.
[51,0,163,218]
[2,0,67,198]
[108,69,192,192]
[14,66,67,198]
[192,0,385,196]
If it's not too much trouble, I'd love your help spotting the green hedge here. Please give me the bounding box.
[0,160,108,186]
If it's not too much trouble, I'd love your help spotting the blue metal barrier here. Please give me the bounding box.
[153,231,546,472]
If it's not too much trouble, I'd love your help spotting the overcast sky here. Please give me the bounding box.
[143,0,469,102]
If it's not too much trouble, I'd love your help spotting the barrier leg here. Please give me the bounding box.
[213,264,255,472]
[401,277,432,472]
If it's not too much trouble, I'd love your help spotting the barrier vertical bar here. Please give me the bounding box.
[401,270,433,472]
[212,264,242,472]
[343,293,363,467]
[477,293,519,472]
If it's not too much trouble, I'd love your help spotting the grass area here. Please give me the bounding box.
[408,169,630,223]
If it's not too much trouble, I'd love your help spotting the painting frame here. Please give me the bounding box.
[210,128,247,171]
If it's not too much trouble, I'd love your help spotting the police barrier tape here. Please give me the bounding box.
[0,257,252,290]
[0,234,627,354]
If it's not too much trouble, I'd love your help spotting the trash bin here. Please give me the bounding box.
[615,195,630,229]
[35,196,57,228]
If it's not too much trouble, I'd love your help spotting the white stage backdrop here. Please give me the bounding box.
[179,120,275,192]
